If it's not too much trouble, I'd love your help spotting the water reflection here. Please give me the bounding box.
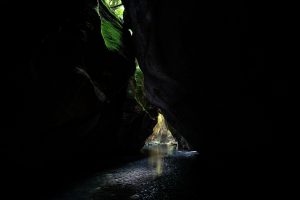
[51,143,199,200]
[143,144,177,177]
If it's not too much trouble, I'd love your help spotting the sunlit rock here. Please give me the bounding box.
[145,113,177,146]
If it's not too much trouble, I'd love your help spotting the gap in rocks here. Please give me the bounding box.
[103,0,194,157]
[145,113,178,146]
[102,0,184,153]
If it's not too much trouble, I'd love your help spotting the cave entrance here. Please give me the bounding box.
[102,0,181,151]
[145,113,178,147]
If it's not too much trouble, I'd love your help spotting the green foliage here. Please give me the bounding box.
[101,19,122,52]
[103,0,124,19]
[134,64,150,111]
[100,1,150,114]
[135,65,144,89]
[99,0,123,52]
[104,0,122,7]
[114,6,125,19]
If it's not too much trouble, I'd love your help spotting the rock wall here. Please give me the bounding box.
[0,0,155,168]
[123,0,287,163]
[0,0,289,170]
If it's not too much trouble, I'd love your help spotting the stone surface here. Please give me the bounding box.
[0,0,153,168]
[123,0,285,162]
[0,1,289,198]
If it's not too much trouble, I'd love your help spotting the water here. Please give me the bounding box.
[49,145,199,200]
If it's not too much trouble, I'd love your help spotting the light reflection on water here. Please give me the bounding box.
[51,144,199,200]
[144,144,177,177]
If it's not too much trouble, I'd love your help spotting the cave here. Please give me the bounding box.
[0,0,288,199]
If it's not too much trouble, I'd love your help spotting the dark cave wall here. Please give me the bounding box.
[123,0,284,160]
[0,0,287,169]
[0,0,155,167]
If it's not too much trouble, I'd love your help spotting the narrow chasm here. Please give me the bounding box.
[0,0,281,199]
